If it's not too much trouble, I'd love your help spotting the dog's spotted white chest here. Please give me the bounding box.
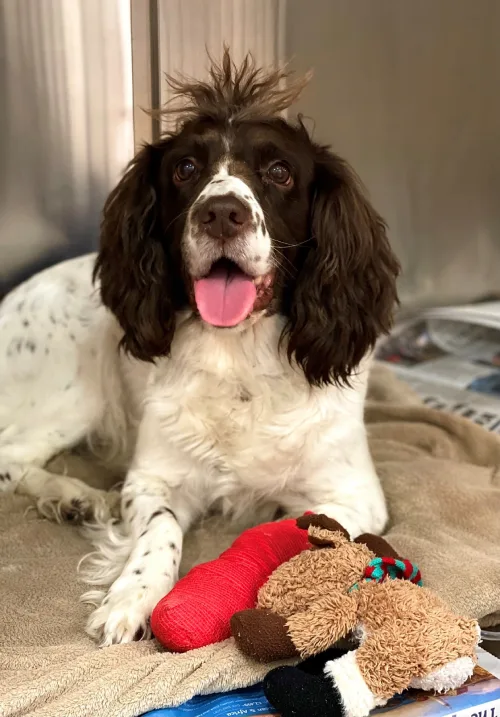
[147,319,322,494]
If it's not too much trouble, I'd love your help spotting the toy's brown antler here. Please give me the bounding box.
[354,534,402,559]
[296,514,350,546]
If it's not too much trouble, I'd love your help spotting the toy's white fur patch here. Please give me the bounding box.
[352,622,367,644]
[324,651,387,717]
[410,657,475,693]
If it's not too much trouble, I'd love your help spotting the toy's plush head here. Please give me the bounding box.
[254,516,379,619]
[255,514,405,619]
[230,514,403,662]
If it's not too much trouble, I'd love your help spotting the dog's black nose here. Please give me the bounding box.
[197,195,252,240]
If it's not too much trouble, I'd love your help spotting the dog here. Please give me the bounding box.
[0,51,399,645]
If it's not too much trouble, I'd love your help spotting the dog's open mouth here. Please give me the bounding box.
[193,259,274,327]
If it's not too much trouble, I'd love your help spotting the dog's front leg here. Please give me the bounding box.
[85,413,198,646]
[282,430,388,539]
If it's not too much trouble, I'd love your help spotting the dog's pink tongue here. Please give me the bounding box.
[194,264,257,327]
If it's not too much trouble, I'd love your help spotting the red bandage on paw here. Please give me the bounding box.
[151,516,311,652]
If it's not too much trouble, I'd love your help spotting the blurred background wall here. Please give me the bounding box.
[0,0,133,296]
[287,0,500,308]
[1,0,500,309]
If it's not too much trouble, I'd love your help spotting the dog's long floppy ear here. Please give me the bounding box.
[94,139,178,362]
[285,148,400,387]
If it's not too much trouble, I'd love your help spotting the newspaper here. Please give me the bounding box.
[376,300,500,433]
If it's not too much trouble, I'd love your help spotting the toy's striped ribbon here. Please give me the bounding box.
[349,557,422,592]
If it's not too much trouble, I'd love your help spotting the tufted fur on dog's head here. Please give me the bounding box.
[94,48,400,387]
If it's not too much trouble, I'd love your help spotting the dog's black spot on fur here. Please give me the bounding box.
[156,506,177,520]
[139,530,148,538]
[133,569,142,575]
[169,542,176,550]
[124,498,133,509]
[148,507,177,524]
[23,319,29,327]
[143,550,151,557]
[147,509,164,524]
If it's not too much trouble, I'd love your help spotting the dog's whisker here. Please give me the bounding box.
[273,247,298,272]
[272,238,310,249]
[164,207,190,233]
[271,253,295,281]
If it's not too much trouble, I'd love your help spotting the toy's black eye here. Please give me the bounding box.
[267,162,292,186]
[174,158,197,182]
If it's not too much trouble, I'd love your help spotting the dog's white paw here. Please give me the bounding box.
[85,587,152,646]
[84,577,171,646]
[37,481,120,524]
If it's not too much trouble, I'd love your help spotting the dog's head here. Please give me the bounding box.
[95,50,399,386]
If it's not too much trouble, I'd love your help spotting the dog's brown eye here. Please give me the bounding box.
[267,162,291,186]
[174,158,197,182]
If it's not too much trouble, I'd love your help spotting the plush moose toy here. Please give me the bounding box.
[231,514,480,717]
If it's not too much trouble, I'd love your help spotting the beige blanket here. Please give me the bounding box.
[1,364,500,717]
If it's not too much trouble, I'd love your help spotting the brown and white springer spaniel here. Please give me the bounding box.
[0,51,399,645]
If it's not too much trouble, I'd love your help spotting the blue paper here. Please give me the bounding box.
[142,684,277,716]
